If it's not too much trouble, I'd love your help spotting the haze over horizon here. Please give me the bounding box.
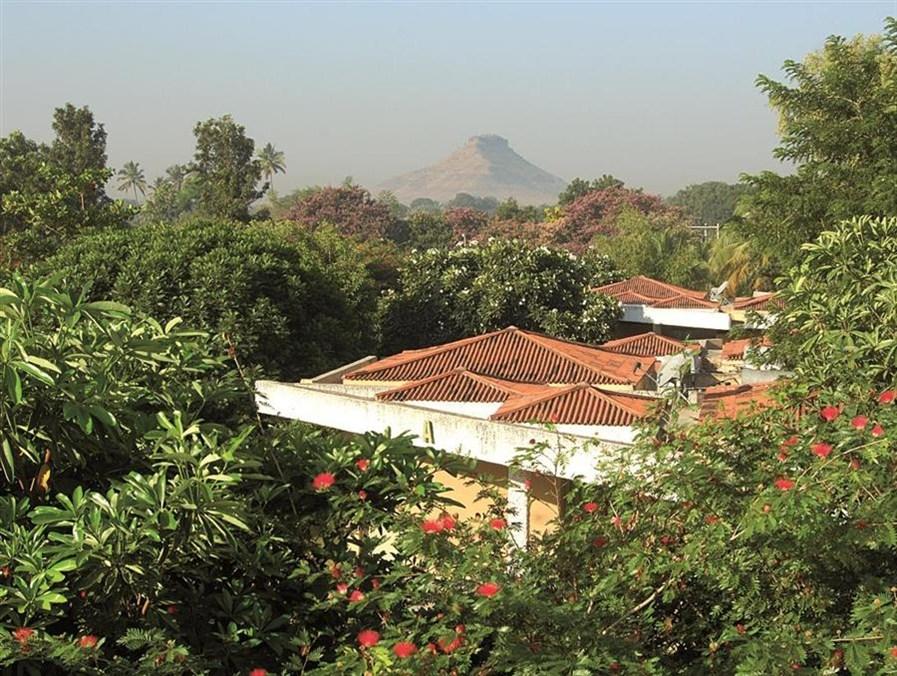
[1,1,892,196]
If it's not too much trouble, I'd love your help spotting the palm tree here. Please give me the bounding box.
[116,161,147,203]
[257,143,286,192]
[165,164,189,192]
[708,229,774,294]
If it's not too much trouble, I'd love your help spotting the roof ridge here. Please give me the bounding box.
[521,331,642,382]
[489,383,582,419]
[354,327,514,378]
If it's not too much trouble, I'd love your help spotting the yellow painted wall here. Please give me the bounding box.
[432,459,567,540]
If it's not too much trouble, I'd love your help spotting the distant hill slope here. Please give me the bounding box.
[378,134,567,205]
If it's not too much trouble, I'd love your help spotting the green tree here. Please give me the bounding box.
[191,115,264,221]
[378,239,622,353]
[256,142,286,192]
[707,227,774,295]
[494,197,543,223]
[41,218,377,379]
[48,104,108,198]
[0,131,47,235]
[739,18,897,269]
[766,215,897,387]
[593,208,710,290]
[667,181,752,226]
[116,161,147,203]
[557,174,624,206]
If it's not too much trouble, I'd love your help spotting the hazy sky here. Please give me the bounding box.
[1,1,893,196]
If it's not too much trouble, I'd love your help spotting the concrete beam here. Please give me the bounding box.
[255,380,626,483]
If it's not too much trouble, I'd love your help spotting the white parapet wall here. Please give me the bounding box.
[255,380,628,483]
[620,304,732,332]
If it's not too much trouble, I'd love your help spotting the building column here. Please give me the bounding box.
[507,468,530,550]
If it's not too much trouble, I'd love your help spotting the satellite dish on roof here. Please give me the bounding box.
[709,280,729,302]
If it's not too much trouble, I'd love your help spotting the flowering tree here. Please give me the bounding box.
[554,186,670,253]
[287,184,395,240]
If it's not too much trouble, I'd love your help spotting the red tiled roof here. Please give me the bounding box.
[345,327,655,386]
[491,384,660,426]
[721,336,772,360]
[595,276,707,301]
[731,294,785,312]
[376,369,544,402]
[600,332,690,357]
[699,382,777,420]
[649,295,719,309]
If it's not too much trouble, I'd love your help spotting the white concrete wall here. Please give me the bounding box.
[555,424,637,444]
[620,305,731,331]
[255,380,627,483]
[404,400,503,418]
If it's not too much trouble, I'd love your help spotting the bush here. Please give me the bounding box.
[39,218,377,380]
[377,239,622,354]
[768,215,897,387]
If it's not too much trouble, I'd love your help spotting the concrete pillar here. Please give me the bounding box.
[507,468,530,550]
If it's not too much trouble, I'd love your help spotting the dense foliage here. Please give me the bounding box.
[378,239,622,354]
[739,18,897,271]
[593,208,710,290]
[287,184,396,240]
[767,215,897,387]
[666,181,752,226]
[40,219,377,379]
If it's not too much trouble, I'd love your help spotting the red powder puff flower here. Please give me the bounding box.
[879,390,896,404]
[489,517,507,530]
[12,627,34,644]
[851,415,868,429]
[820,406,840,422]
[357,629,380,648]
[355,458,369,472]
[393,641,417,658]
[330,563,342,579]
[455,624,465,634]
[348,589,365,603]
[872,424,885,437]
[312,472,335,491]
[735,623,746,635]
[890,645,897,658]
[335,582,349,594]
[78,635,98,649]
[421,519,444,534]
[593,536,609,548]
[357,489,368,500]
[777,448,789,462]
[476,582,501,598]
[439,514,457,531]
[774,478,795,491]
[782,434,799,447]
[583,502,599,514]
[438,635,463,653]
[811,442,833,458]
[371,577,381,590]
[249,670,268,676]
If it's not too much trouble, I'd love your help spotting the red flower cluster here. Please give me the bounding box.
[476,582,501,598]
[879,390,895,404]
[811,442,832,458]
[249,670,268,676]
[312,472,335,491]
[820,405,841,422]
[348,589,365,603]
[489,517,507,531]
[393,641,417,658]
[421,513,457,534]
[872,424,885,437]
[357,629,380,648]
[355,458,369,472]
[79,634,98,649]
[582,502,599,514]
[774,478,795,491]
[851,415,868,429]
[12,627,34,645]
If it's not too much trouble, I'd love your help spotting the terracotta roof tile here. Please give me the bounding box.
[595,275,707,301]
[376,369,544,402]
[649,294,719,309]
[600,332,691,357]
[491,384,660,426]
[721,336,772,360]
[699,382,777,420]
[345,327,655,386]
[731,294,785,311]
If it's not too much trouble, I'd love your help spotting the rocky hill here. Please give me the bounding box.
[378,135,566,205]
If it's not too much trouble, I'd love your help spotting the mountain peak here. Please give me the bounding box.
[378,135,566,205]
